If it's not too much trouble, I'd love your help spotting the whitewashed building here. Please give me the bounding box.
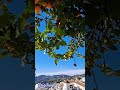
[57,77,85,90]
[35,77,85,90]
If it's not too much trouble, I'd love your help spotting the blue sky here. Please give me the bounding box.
[35,50,85,76]
[35,12,85,76]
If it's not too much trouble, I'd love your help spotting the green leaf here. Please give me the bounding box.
[113,70,120,77]
[59,40,67,46]
[0,51,9,58]
[56,45,60,50]
[66,51,73,57]
[78,53,84,58]
[55,59,59,65]
[105,71,114,76]
[35,31,41,37]
[102,66,113,76]
[48,20,53,30]
[52,28,65,36]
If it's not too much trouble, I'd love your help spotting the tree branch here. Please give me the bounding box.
[91,69,99,90]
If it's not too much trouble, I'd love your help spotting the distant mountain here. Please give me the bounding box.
[73,74,85,77]
[35,74,85,84]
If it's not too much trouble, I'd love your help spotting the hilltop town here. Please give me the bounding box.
[35,74,85,90]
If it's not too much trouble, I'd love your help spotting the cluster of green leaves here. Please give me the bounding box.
[86,18,120,77]
[84,0,120,89]
[0,0,35,69]
[85,4,120,78]
[35,0,85,65]
[35,1,120,89]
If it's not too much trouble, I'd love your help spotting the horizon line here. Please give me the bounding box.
[35,69,85,76]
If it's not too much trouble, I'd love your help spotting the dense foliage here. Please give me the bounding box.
[0,0,35,69]
[35,0,85,66]
[0,0,120,89]
[35,0,120,89]
[35,0,120,72]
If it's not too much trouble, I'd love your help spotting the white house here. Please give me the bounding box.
[35,84,39,89]
[35,77,85,90]
[61,79,85,90]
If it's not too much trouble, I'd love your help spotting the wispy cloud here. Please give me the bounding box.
[36,69,85,76]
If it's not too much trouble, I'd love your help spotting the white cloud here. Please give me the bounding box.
[36,69,85,76]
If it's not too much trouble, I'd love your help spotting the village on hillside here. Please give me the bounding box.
[35,75,85,90]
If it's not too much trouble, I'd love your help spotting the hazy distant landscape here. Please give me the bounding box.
[35,74,85,84]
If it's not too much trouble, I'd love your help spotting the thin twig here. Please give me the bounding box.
[91,69,99,90]
[92,61,101,68]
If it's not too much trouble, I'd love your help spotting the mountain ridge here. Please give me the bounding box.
[35,74,85,84]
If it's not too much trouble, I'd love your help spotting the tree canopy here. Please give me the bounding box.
[35,0,85,66]
[0,0,120,80]
[35,0,120,75]
[0,0,35,69]
[35,1,120,90]
[0,0,120,89]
